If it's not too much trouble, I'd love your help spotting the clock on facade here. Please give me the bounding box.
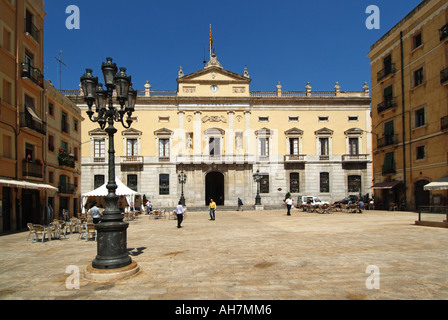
[210,85,218,93]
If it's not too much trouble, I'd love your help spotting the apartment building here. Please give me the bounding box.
[368,0,448,210]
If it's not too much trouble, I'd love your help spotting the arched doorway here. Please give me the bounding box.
[205,172,224,206]
[414,180,430,211]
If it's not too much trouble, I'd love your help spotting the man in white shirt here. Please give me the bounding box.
[175,201,185,228]
[285,196,293,216]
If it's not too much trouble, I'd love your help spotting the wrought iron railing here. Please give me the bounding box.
[21,62,44,88]
[377,97,397,113]
[19,112,46,135]
[22,160,43,178]
[377,64,396,82]
[24,18,40,43]
[377,134,398,148]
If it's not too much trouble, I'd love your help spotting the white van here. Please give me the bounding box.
[297,195,329,206]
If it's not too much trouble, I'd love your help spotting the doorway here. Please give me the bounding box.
[205,171,224,206]
[22,189,39,228]
[414,180,430,211]
[2,187,12,232]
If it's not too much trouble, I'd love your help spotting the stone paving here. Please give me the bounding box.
[0,209,447,300]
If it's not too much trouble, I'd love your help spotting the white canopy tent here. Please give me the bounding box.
[424,177,448,191]
[81,178,141,213]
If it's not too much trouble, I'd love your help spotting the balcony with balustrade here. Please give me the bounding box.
[21,62,44,88]
[22,159,43,179]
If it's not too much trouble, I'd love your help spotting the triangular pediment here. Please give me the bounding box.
[88,128,106,136]
[285,127,304,136]
[122,128,142,136]
[178,66,250,84]
[176,52,250,97]
[314,127,334,136]
[154,128,174,136]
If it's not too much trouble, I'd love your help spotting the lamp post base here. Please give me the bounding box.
[92,220,132,269]
[85,260,140,282]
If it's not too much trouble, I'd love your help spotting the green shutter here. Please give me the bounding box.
[383,152,395,171]
[384,121,394,135]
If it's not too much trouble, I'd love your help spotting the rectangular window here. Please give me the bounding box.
[259,138,269,156]
[290,172,300,193]
[159,174,170,195]
[94,139,105,158]
[384,85,393,102]
[289,138,299,155]
[320,172,330,193]
[159,139,169,158]
[127,174,138,191]
[288,116,299,122]
[209,137,220,156]
[25,143,34,160]
[413,67,424,87]
[416,145,425,160]
[61,112,69,133]
[415,108,425,127]
[3,28,12,52]
[413,33,422,49]
[260,174,269,193]
[49,171,54,183]
[127,138,137,156]
[2,135,12,158]
[318,116,329,122]
[74,119,78,132]
[2,79,12,105]
[384,55,392,74]
[348,175,362,193]
[48,135,54,152]
[48,102,54,116]
[61,141,67,152]
[384,120,395,145]
[94,175,105,189]
[319,138,329,156]
[348,138,359,155]
[383,152,395,174]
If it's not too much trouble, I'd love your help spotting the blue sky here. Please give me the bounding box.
[43,0,423,92]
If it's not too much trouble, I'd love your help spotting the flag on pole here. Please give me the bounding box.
[209,24,213,56]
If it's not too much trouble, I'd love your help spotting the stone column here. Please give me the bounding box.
[226,111,234,164]
[193,111,202,164]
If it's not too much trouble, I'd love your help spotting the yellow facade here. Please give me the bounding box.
[72,52,371,208]
[0,0,82,233]
[368,0,448,210]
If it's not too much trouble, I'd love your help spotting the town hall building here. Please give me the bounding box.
[66,52,372,209]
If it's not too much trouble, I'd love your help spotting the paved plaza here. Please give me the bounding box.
[0,209,447,300]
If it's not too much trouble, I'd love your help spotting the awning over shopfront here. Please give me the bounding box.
[424,177,448,190]
[370,181,402,190]
[0,178,58,191]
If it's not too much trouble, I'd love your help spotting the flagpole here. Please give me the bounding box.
[209,24,213,58]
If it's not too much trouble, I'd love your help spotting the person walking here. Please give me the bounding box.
[285,196,293,216]
[209,198,216,220]
[175,201,185,228]
[237,197,244,211]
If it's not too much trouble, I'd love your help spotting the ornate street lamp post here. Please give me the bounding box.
[253,169,262,206]
[80,57,137,270]
[178,170,187,206]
